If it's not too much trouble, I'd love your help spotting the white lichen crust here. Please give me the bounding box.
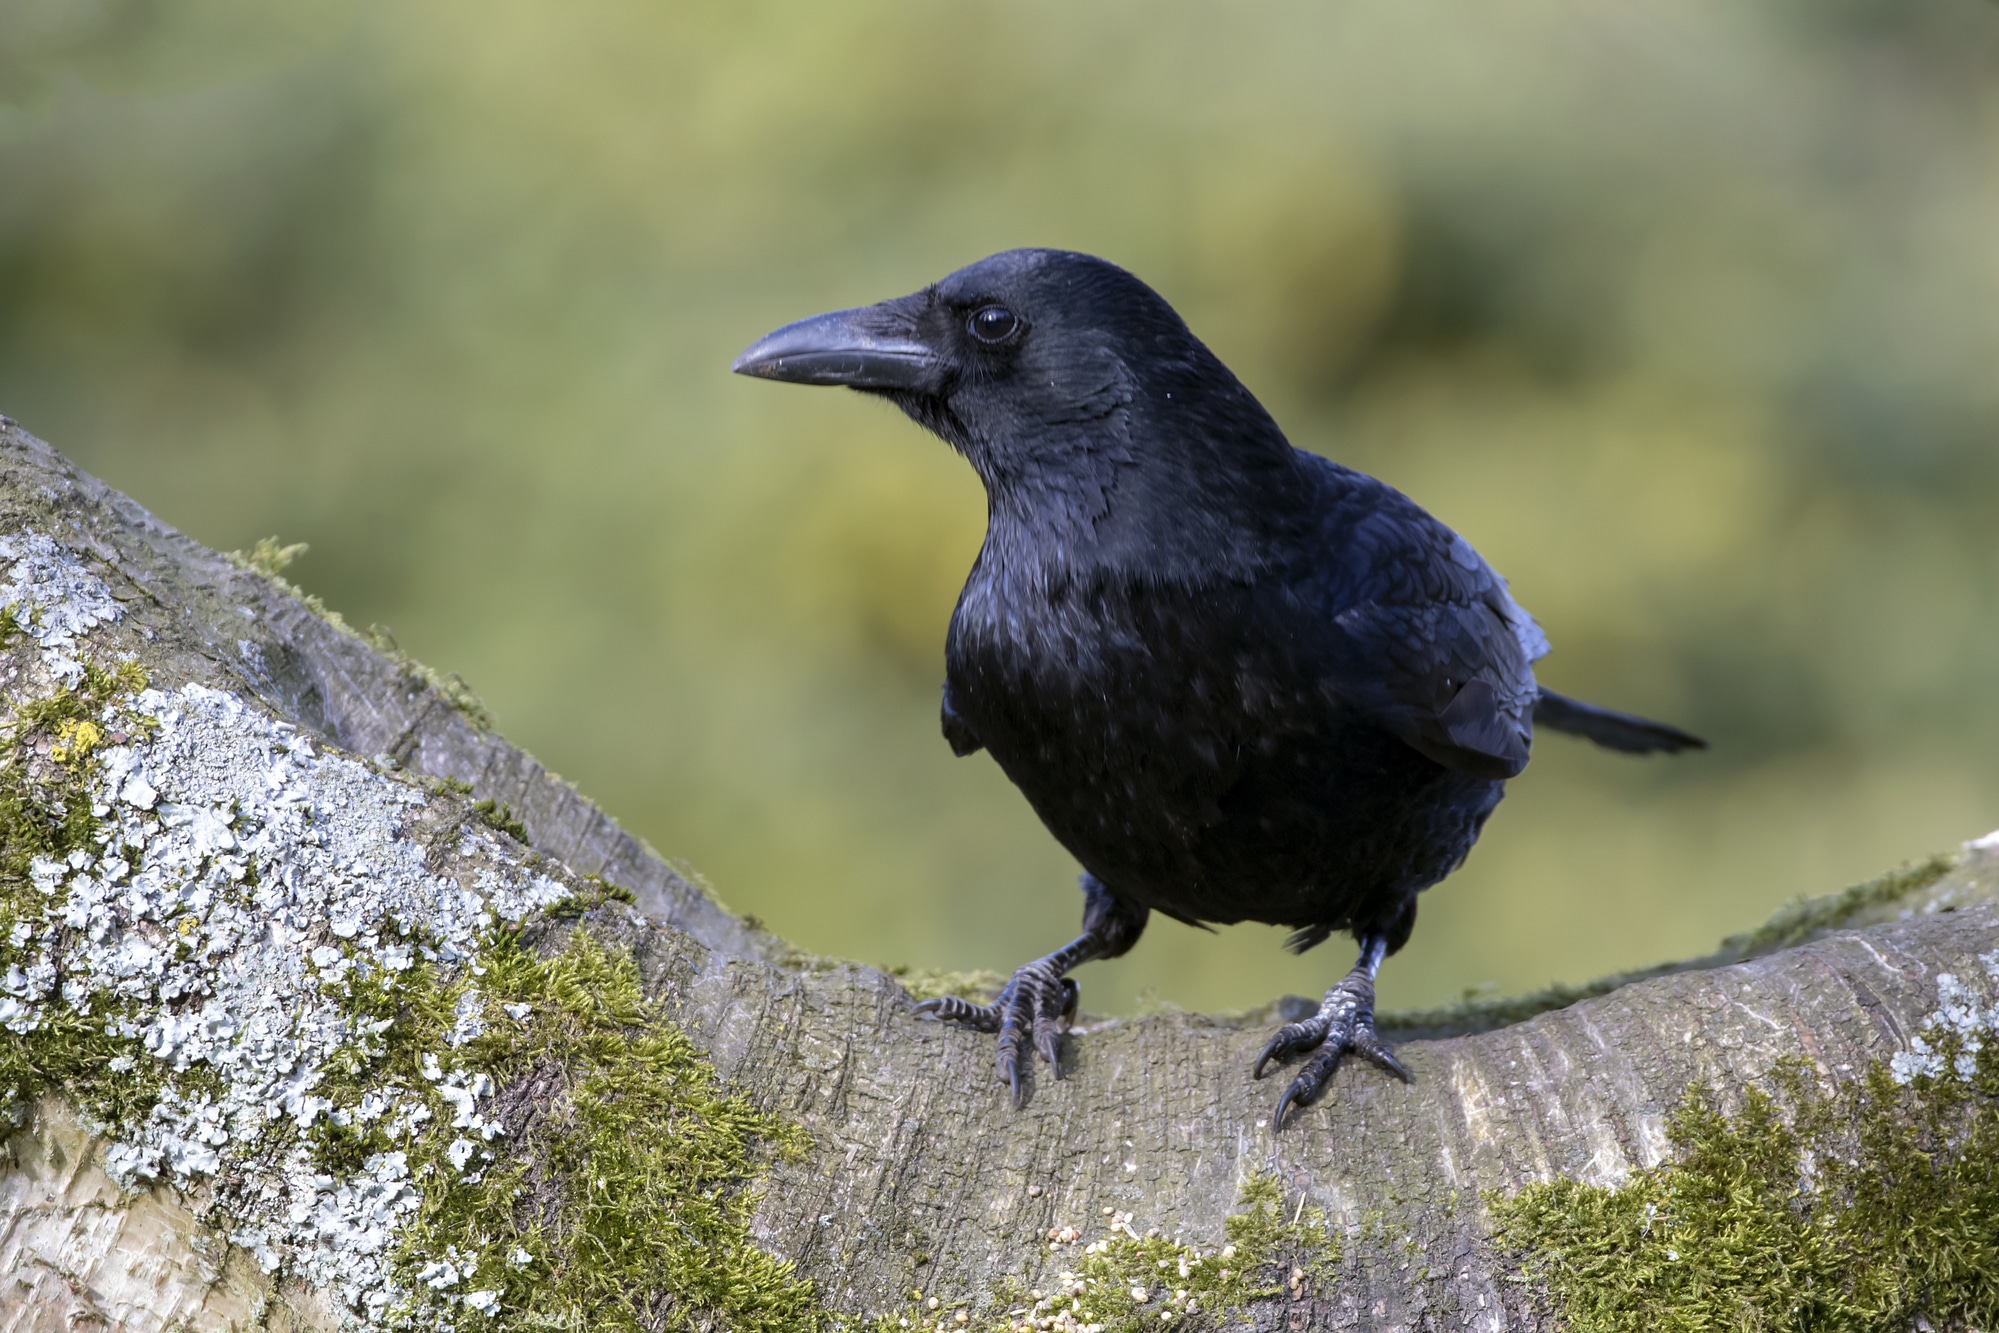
[0,529,123,686]
[0,531,571,1326]
[1889,950,1999,1086]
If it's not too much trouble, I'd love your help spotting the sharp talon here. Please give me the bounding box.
[1279,1046,1343,1126]
[1034,975,1075,1070]
[1252,1018,1326,1080]
[1033,1019,1062,1071]
[1279,1079,1311,1135]
[1252,1040,1281,1081]
[1354,1029,1412,1082]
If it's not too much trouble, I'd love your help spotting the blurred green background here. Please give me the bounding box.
[4,0,1998,1015]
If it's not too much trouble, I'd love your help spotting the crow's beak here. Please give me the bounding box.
[731,302,939,391]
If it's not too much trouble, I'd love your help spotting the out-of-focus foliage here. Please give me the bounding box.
[4,0,1997,1014]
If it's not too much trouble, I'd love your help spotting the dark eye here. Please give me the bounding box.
[968,305,1021,344]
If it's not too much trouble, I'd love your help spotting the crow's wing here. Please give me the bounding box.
[1303,466,1545,781]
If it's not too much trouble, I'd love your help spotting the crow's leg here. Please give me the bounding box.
[1253,931,1409,1125]
[913,874,1147,1108]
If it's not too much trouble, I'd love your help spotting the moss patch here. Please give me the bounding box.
[1714,852,1958,958]
[1488,972,1999,1332]
[873,1175,1337,1333]
[470,799,530,846]
[0,604,811,1325]
[0,652,816,1329]
[886,965,1010,1006]
[231,536,311,580]
[1379,853,1962,1040]
[370,927,817,1333]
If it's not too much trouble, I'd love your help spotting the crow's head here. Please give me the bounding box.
[734,249,1305,568]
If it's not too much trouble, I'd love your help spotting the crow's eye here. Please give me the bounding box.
[968,305,1022,344]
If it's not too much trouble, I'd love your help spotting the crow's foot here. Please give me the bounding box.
[914,956,1083,1107]
[1253,966,1408,1126]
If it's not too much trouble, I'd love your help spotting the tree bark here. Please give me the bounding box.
[1,413,1994,1331]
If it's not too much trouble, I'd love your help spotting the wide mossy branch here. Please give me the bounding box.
[1,412,1997,1331]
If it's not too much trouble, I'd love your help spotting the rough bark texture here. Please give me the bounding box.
[1,413,1995,1331]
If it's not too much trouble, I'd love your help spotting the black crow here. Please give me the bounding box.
[733,249,1704,1124]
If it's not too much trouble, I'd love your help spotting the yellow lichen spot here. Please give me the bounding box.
[49,719,103,763]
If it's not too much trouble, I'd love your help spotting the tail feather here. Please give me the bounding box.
[1534,688,1707,756]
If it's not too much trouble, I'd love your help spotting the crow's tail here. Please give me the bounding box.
[1533,688,1707,755]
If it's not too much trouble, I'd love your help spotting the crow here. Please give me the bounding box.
[733,249,1704,1124]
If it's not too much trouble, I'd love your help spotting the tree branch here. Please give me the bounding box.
[1,414,1993,1331]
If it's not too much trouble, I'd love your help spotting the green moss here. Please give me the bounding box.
[471,798,530,846]
[886,965,1010,1005]
[419,777,533,847]
[229,536,311,579]
[870,1174,1338,1333]
[368,926,816,1332]
[1489,1035,1999,1331]
[1715,852,1958,958]
[0,657,165,1127]
[1379,854,1963,1040]
[0,637,811,1330]
[543,875,635,919]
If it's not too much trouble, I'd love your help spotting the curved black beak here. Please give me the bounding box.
[731,303,938,390]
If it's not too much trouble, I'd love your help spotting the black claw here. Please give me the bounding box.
[1252,1039,1282,1081]
[1004,977,1048,1105]
[1354,1030,1412,1083]
[1252,1019,1325,1080]
[1274,1048,1336,1127]
[1278,1046,1343,1126]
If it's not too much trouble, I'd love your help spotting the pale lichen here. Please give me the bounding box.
[0,529,812,1330]
[1,669,568,1315]
[0,528,123,685]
